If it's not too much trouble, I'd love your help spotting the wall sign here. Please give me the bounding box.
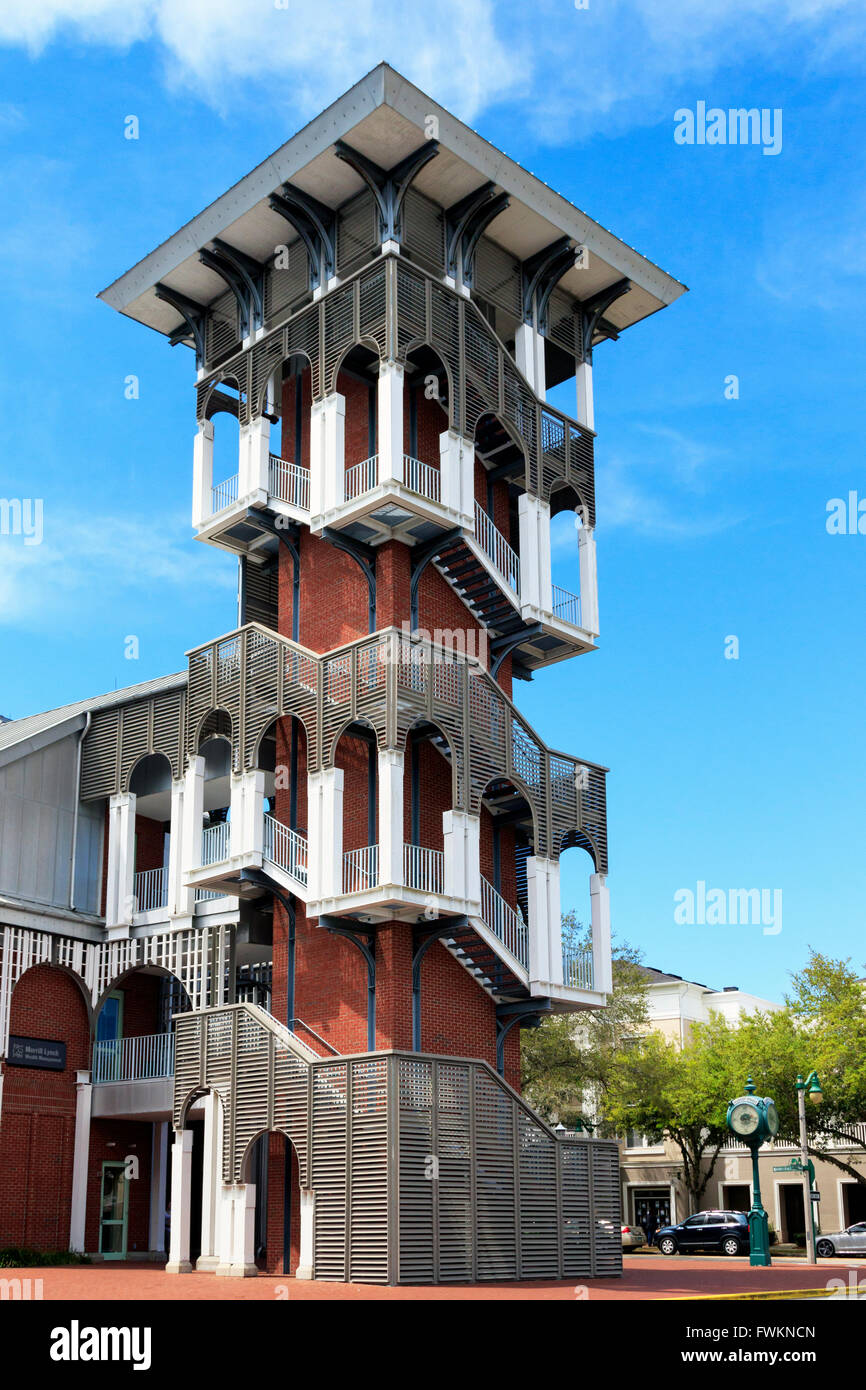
[6,1036,67,1071]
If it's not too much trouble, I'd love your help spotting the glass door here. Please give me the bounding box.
[99,1161,128,1260]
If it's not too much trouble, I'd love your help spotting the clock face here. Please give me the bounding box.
[730,1102,760,1137]
[765,1102,780,1136]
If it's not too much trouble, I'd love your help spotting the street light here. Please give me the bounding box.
[795,1071,822,1264]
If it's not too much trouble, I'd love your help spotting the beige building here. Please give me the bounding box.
[619,967,866,1244]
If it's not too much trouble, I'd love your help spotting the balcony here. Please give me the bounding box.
[210,474,239,515]
[562,941,594,990]
[473,501,520,596]
[201,819,231,866]
[403,843,444,895]
[93,1031,175,1084]
[268,454,310,511]
[133,866,168,914]
[263,812,308,887]
[480,875,528,967]
[343,844,379,894]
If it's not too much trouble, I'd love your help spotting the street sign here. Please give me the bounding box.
[773,1162,801,1172]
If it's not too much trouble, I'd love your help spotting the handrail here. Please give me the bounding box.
[133,866,168,913]
[201,820,230,866]
[263,813,308,886]
[551,583,582,628]
[289,1017,341,1057]
[268,454,310,511]
[473,501,520,595]
[403,843,444,894]
[343,844,379,893]
[562,941,594,990]
[401,454,441,503]
[345,455,378,500]
[480,875,528,967]
[92,1031,175,1084]
[211,474,239,514]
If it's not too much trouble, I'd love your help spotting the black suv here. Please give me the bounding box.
[655,1210,749,1256]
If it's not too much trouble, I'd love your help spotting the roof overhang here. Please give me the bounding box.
[99,63,686,344]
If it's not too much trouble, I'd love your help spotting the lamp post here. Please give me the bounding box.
[727,1077,780,1268]
[795,1071,822,1265]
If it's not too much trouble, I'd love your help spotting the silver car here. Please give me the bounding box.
[621,1223,646,1249]
[816,1222,866,1258]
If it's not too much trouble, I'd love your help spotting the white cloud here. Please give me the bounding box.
[0,509,234,628]
[0,0,863,135]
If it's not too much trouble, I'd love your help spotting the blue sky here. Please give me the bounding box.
[0,2,864,1000]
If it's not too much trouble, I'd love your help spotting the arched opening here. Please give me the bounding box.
[473,411,524,584]
[205,377,243,515]
[557,843,597,990]
[239,1129,303,1275]
[268,353,312,509]
[334,719,379,893]
[94,965,192,1083]
[257,714,309,892]
[401,343,450,504]
[128,752,173,914]
[478,775,535,961]
[335,344,380,501]
[549,481,587,628]
[197,717,233,872]
[403,719,452,894]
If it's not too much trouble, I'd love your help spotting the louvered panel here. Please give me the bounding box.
[243,557,278,630]
[398,1059,435,1282]
[81,708,120,799]
[264,239,311,328]
[312,1062,348,1281]
[348,1058,389,1284]
[358,263,388,353]
[187,647,215,755]
[173,1014,203,1128]
[273,1045,310,1187]
[205,288,240,368]
[546,287,578,357]
[464,311,500,431]
[396,260,428,355]
[436,1063,472,1282]
[323,281,356,394]
[429,281,461,430]
[474,236,521,319]
[474,1068,517,1280]
[119,702,150,790]
[518,1111,559,1277]
[336,192,377,277]
[286,303,321,399]
[152,690,184,779]
[243,626,281,768]
[591,1141,623,1276]
[560,1141,593,1279]
[403,188,445,274]
[250,332,287,419]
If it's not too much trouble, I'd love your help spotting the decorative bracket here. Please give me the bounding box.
[495,997,550,1074]
[444,182,510,284]
[412,918,467,1052]
[268,184,337,289]
[322,527,377,633]
[199,241,266,340]
[155,282,207,364]
[490,623,541,679]
[320,915,376,1051]
[334,139,440,245]
[521,237,576,329]
[578,277,631,359]
[409,526,462,627]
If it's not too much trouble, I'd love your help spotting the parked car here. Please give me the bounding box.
[621,1223,646,1249]
[816,1222,866,1257]
[656,1210,749,1256]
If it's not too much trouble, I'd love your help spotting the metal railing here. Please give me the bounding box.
[403,843,444,895]
[552,584,582,628]
[562,942,594,990]
[480,876,528,967]
[263,813,308,886]
[343,844,379,894]
[211,474,239,514]
[345,455,378,500]
[201,820,231,866]
[474,501,520,595]
[401,454,441,503]
[92,1031,175,1085]
[268,455,310,511]
[133,866,168,913]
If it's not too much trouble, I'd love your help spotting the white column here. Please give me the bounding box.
[309,392,345,519]
[296,1189,315,1280]
[240,415,270,501]
[214,1184,236,1277]
[148,1121,169,1254]
[590,873,613,994]
[577,519,599,636]
[192,419,214,528]
[517,493,553,614]
[166,1129,194,1273]
[378,748,404,888]
[576,360,594,431]
[527,855,563,988]
[377,360,404,486]
[515,321,546,399]
[196,1093,223,1270]
[442,810,481,908]
[181,756,205,876]
[167,779,192,918]
[230,768,265,861]
[106,791,136,926]
[215,1184,257,1277]
[439,430,475,523]
[307,767,344,900]
[69,1070,92,1253]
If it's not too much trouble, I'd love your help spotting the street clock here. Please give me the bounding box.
[727,1088,780,1145]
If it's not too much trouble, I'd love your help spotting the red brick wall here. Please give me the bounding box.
[0,964,90,1250]
[133,815,165,875]
[264,1132,301,1275]
[295,531,367,650]
[84,1120,153,1254]
[420,941,520,1091]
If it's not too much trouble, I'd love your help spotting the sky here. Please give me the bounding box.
[0,1,864,1002]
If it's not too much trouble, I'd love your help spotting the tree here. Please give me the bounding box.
[520,922,649,1127]
[601,1013,741,1210]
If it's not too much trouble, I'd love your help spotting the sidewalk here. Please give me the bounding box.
[3,1255,863,1301]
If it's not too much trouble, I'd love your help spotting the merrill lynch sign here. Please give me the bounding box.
[7,1035,66,1071]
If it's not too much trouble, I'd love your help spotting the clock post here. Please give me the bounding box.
[727,1077,779,1267]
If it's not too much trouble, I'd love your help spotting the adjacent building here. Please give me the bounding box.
[0,65,685,1282]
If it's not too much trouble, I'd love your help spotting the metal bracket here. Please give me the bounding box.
[319,915,376,1051]
[445,182,510,284]
[578,277,631,359]
[322,526,377,633]
[334,139,440,245]
[155,282,207,365]
[412,917,467,1051]
[268,185,337,289]
[490,623,542,678]
[409,526,463,627]
[521,237,576,329]
[495,998,550,1074]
